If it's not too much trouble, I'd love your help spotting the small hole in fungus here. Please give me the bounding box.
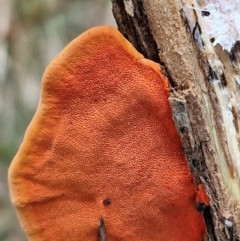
[103,198,111,206]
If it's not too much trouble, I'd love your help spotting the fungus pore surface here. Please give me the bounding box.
[9,26,207,241]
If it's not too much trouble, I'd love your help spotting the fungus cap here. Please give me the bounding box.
[9,26,207,241]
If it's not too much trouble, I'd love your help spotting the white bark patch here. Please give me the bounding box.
[225,220,233,228]
[124,0,134,17]
[202,0,240,51]
[212,80,240,198]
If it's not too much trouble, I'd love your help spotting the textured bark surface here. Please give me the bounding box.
[111,0,240,241]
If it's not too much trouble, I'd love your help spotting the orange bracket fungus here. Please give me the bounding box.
[9,26,208,241]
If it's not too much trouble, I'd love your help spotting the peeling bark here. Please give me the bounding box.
[111,0,240,240]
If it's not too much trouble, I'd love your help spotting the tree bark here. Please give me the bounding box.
[111,0,240,240]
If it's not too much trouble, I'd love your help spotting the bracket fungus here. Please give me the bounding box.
[9,26,208,241]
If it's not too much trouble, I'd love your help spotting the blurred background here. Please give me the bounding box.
[0,0,116,240]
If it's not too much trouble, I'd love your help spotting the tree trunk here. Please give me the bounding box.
[111,0,240,240]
